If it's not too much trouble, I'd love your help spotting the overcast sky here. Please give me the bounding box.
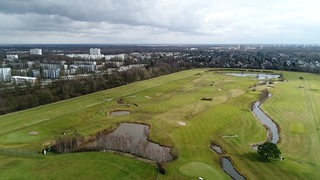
[0,0,319,44]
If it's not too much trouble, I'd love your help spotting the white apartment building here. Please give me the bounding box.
[0,68,11,82]
[105,54,125,61]
[40,63,61,69]
[12,76,37,84]
[30,48,42,55]
[42,69,60,79]
[90,48,101,55]
[6,54,19,61]
[66,54,104,60]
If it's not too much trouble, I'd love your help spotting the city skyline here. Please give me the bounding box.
[0,0,319,44]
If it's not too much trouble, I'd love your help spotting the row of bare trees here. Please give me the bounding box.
[52,134,84,153]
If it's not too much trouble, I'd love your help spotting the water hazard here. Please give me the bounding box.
[221,157,246,180]
[211,144,246,180]
[252,99,280,144]
[109,110,131,116]
[211,144,223,154]
[226,72,280,143]
[226,73,280,80]
[92,123,173,162]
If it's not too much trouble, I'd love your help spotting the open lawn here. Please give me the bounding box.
[0,69,319,179]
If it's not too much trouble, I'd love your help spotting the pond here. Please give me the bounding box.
[109,110,131,116]
[226,73,280,80]
[252,98,280,144]
[211,144,223,154]
[91,123,173,162]
[221,157,246,180]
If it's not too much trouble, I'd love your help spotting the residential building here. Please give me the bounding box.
[66,54,104,60]
[105,54,125,61]
[12,76,37,84]
[90,48,101,55]
[0,68,11,82]
[40,63,61,69]
[30,48,42,55]
[31,69,40,77]
[42,69,60,79]
[6,54,18,61]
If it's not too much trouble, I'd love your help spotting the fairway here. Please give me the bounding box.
[0,69,319,179]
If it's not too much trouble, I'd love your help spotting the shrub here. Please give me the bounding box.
[201,97,212,101]
[170,147,179,160]
[157,162,167,175]
[259,88,269,102]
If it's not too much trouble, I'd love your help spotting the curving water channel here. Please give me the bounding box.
[211,144,246,180]
[213,73,280,179]
[221,157,246,180]
[252,96,280,144]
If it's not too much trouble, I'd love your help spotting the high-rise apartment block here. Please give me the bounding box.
[0,68,11,82]
[90,48,101,55]
[30,48,42,55]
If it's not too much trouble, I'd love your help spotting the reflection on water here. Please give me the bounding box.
[252,101,279,144]
[221,157,246,180]
[110,110,131,116]
[226,73,280,80]
[92,123,173,162]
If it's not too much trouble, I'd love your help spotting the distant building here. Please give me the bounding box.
[66,53,104,60]
[105,54,125,61]
[42,69,60,79]
[90,48,101,55]
[40,63,61,69]
[27,61,35,68]
[30,48,42,55]
[118,64,145,72]
[0,68,11,82]
[31,69,40,77]
[106,61,124,67]
[69,64,96,73]
[6,54,19,61]
[12,76,37,85]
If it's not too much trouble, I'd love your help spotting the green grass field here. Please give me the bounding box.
[0,69,319,179]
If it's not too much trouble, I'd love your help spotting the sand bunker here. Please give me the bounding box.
[221,134,238,138]
[178,121,186,126]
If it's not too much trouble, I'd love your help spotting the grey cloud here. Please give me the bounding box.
[0,0,205,33]
[0,0,319,44]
